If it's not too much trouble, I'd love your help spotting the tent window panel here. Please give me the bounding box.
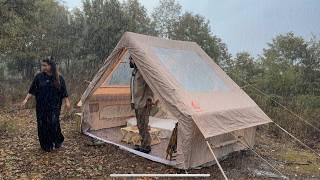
[152,47,229,92]
[105,54,132,86]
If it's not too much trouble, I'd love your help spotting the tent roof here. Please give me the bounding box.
[79,32,272,139]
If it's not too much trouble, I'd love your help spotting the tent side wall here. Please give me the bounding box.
[81,87,134,131]
[174,120,256,169]
[188,126,256,168]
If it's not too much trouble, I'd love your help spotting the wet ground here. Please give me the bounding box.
[0,109,319,179]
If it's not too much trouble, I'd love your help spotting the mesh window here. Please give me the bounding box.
[152,47,229,92]
[107,54,132,86]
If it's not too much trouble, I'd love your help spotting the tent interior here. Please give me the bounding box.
[83,50,179,165]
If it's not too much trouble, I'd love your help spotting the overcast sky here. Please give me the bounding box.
[61,0,320,56]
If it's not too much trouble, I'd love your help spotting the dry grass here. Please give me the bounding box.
[1,109,320,179]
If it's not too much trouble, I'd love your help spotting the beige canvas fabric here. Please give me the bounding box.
[78,32,272,169]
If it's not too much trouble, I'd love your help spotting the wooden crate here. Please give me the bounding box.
[120,126,161,146]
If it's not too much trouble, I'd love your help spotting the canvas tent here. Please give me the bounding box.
[78,32,272,169]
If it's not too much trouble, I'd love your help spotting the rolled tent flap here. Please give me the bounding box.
[192,106,272,139]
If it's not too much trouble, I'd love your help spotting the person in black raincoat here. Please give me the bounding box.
[21,57,71,152]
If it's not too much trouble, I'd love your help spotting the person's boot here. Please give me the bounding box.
[142,148,151,154]
[134,145,151,154]
[134,145,142,151]
[55,142,63,149]
[42,146,53,152]
[141,146,151,154]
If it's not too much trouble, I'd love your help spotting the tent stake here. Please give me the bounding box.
[206,141,229,180]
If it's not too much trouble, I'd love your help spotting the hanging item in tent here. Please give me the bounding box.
[166,123,178,161]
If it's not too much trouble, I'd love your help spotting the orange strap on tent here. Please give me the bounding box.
[191,100,203,112]
[206,141,229,180]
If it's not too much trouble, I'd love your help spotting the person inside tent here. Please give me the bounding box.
[129,56,158,154]
[21,57,71,152]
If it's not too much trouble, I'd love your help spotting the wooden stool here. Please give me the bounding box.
[120,126,161,146]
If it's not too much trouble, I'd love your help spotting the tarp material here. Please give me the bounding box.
[79,32,272,169]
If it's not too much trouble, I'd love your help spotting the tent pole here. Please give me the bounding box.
[206,141,229,180]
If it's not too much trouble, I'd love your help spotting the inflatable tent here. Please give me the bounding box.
[77,32,272,169]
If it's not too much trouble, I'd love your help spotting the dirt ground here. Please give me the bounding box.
[0,109,319,179]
